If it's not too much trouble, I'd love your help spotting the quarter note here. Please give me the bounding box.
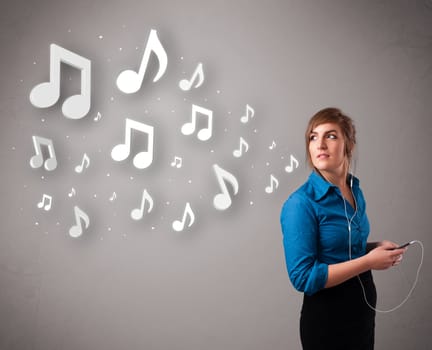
[69,205,90,238]
[285,154,299,173]
[172,202,195,232]
[37,194,52,211]
[116,29,168,94]
[181,104,213,141]
[233,137,249,158]
[29,44,91,120]
[212,164,239,211]
[109,192,117,202]
[75,153,90,173]
[265,174,279,194]
[269,140,276,150]
[240,104,254,123]
[131,189,154,220]
[30,135,57,171]
[111,118,154,169]
[179,62,204,91]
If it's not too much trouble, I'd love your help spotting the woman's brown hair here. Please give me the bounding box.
[305,107,356,169]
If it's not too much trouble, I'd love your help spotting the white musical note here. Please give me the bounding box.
[30,135,57,171]
[172,202,195,232]
[116,29,168,94]
[111,118,154,169]
[109,192,117,202]
[179,62,204,91]
[181,104,213,141]
[94,111,102,122]
[69,205,90,238]
[29,44,91,120]
[265,174,279,194]
[212,164,239,211]
[37,194,52,211]
[170,156,183,168]
[240,104,254,123]
[68,187,76,197]
[269,140,276,150]
[233,137,249,158]
[75,153,90,173]
[285,154,299,173]
[131,189,154,220]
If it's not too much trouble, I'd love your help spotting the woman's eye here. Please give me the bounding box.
[327,134,337,139]
[309,135,317,141]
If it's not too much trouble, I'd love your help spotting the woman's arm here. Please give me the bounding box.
[325,243,406,288]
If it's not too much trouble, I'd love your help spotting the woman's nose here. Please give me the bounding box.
[317,138,327,149]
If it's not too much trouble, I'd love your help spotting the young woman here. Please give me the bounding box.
[280,108,406,349]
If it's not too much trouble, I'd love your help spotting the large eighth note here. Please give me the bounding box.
[179,63,204,91]
[116,29,168,94]
[29,44,91,120]
[172,202,195,232]
[212,164,239,211]
[181,104,213,141]
[131,189,154,221]
[69,206,90,238]
[30,135,57,171]
[111,118,154,169]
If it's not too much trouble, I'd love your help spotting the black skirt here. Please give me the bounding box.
[300,271,377,350]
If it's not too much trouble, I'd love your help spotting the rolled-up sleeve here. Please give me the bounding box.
[280,193,328,295]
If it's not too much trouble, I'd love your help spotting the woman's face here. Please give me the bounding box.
[308,122,347,177]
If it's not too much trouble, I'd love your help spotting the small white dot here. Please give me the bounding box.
[98,35,103,39]
[151,226,156,230]
[119,47,123,51]
[210,149,214,153]
[180,56,184,60]
[250,201,254,205]
[93,194,97,198]
[11,146,16,151]
[41,176,45,180]
[108,227,112,231]
[41,118,45,122]
[254,129,258,133]
[216,90,221,94]
[66,135,70,139]
[107,173,110,177]
[68,29,71,33]
[166,201,170,205]
[266,162,270,166]
[110,97,114,101]
[188,180,192,184]
[157,97,161,101]
[130,176,134,180]
[35,222,39,226]
[56,222,60,226]
[33,61,37,65]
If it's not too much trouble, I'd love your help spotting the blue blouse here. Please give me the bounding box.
[280,171,370,296]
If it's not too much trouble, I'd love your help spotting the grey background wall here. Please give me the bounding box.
[1,0,431,349]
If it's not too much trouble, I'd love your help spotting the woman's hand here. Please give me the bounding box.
[365,241,406,270]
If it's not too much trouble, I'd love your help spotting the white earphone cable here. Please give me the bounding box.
[344,174,424,313]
